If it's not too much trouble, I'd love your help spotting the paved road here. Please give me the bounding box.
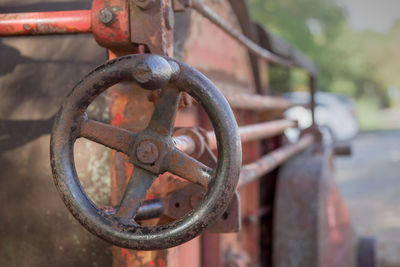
[336,130,400,267]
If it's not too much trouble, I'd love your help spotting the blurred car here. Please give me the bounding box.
[284,92,359,144]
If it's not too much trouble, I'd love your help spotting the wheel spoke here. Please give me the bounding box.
[147,87,181,136]
[115,166,157,222]
[79,119,136,155]
[167,148,214,189]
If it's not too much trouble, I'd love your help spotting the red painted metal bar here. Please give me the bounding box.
[0,10,91,36]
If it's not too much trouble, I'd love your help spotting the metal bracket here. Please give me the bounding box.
[130,0,174,55]
[163,184,241,233]
[91,0,134,51]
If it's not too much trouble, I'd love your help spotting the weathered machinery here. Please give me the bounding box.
[0,0,374,266]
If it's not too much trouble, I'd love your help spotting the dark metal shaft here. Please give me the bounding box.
[310,75,317,125]
[135,198,164,221]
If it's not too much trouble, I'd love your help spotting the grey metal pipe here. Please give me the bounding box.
[206,119,297,150]
[223,91,293,111]
[173,134,196,155]
[238,134,314,187]
[173,119,297,153]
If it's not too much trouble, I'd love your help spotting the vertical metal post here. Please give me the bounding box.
[310,75,317,125]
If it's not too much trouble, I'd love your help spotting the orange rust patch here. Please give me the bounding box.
[158,258,167,267]
[113,113,123,127]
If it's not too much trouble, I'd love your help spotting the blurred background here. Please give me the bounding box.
[248,0,400,266]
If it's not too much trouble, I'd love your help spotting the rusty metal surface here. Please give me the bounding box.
[274,144,356,267]
[105,0,187,263]
[0,0,136,52]
[205,191,241,233]
[50,54,242,250]
[106,78,201,266]
[80,118,135,155]
[227,0,263,94]
[181,1,264,265]
[183,2,255,94]
[130,0,174,55]
[0,10,91,36]
[207,119,297,150]
[108,128,312,229]
[91,0,134,51]
[238,134,314,187]
[170,120,304,187]
[162,185,241,233]
[189,0,319,135]
[237,120,296,143]
[191,0,318,76]
[220,111,263,267]
[191,0,292,67]
[0,0,326,266]
[172,120,297,166]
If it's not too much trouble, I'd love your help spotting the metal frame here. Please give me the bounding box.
[0,0,323,265]
[0,0,319,183]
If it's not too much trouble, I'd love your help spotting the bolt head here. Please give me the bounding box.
[99,8,114,25]
[132,55,175,90]
[133,63,153,84]
[136,140,160,164]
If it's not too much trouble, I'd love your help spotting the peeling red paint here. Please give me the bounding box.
[0,10,91,36]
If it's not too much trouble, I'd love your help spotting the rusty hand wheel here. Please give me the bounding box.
[50,54,242,250]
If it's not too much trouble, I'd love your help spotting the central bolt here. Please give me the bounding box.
[136,140,160,164]
[99,8,115,25]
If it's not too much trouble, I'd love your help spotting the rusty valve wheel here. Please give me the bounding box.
[50,54,242,250]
